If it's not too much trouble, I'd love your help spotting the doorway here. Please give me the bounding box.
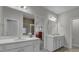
[72,19,79,47]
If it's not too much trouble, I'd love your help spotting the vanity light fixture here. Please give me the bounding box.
[49,16,56,22]
[19,6,27,9]
[23,6,27,9]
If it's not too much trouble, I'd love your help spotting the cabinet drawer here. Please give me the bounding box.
[3,48,19,52]
[0,45,6,51]
[23,45,33,52]
[47,37,54,51]
[5,41,33,49]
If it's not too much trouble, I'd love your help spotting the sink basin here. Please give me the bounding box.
[48,34,64,38]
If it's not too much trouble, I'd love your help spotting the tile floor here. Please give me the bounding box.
[40,47,79,52]
[40,41,79,52]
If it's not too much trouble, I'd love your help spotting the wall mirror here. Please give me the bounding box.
[23,17,34,35]
[47,16,58,35]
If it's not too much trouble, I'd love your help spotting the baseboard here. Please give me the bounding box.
[72,44,79,47]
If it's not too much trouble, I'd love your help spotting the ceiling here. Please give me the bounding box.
[44,6,79,14]
[23,13,34,19]
[7,6,34,19]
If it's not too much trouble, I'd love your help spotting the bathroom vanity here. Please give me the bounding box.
[0,7,41,52]
[46,35,64,51]
[0,36,40,52]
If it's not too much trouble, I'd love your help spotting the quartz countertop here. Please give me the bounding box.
[0,36,40,45]
[48,34,64,38]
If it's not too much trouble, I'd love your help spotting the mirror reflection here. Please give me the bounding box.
[23,17,34,35]
[47,16,58,35]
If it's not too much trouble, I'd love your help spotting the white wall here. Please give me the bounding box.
[58,7,79,48]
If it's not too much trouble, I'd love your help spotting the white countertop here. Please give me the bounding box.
[0,36,40,45]
[48,34,64,38]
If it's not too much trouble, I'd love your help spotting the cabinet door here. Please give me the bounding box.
[53,39,57,51]
[47,37,54,51]
[33,40,40,52]
[23,45,33,52]
[60,37,64,47]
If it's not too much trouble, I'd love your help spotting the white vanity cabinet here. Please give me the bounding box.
[0,39,40,52]
[46,36,64,51]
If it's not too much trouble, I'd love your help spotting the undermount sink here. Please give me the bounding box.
[48,34,63,37]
